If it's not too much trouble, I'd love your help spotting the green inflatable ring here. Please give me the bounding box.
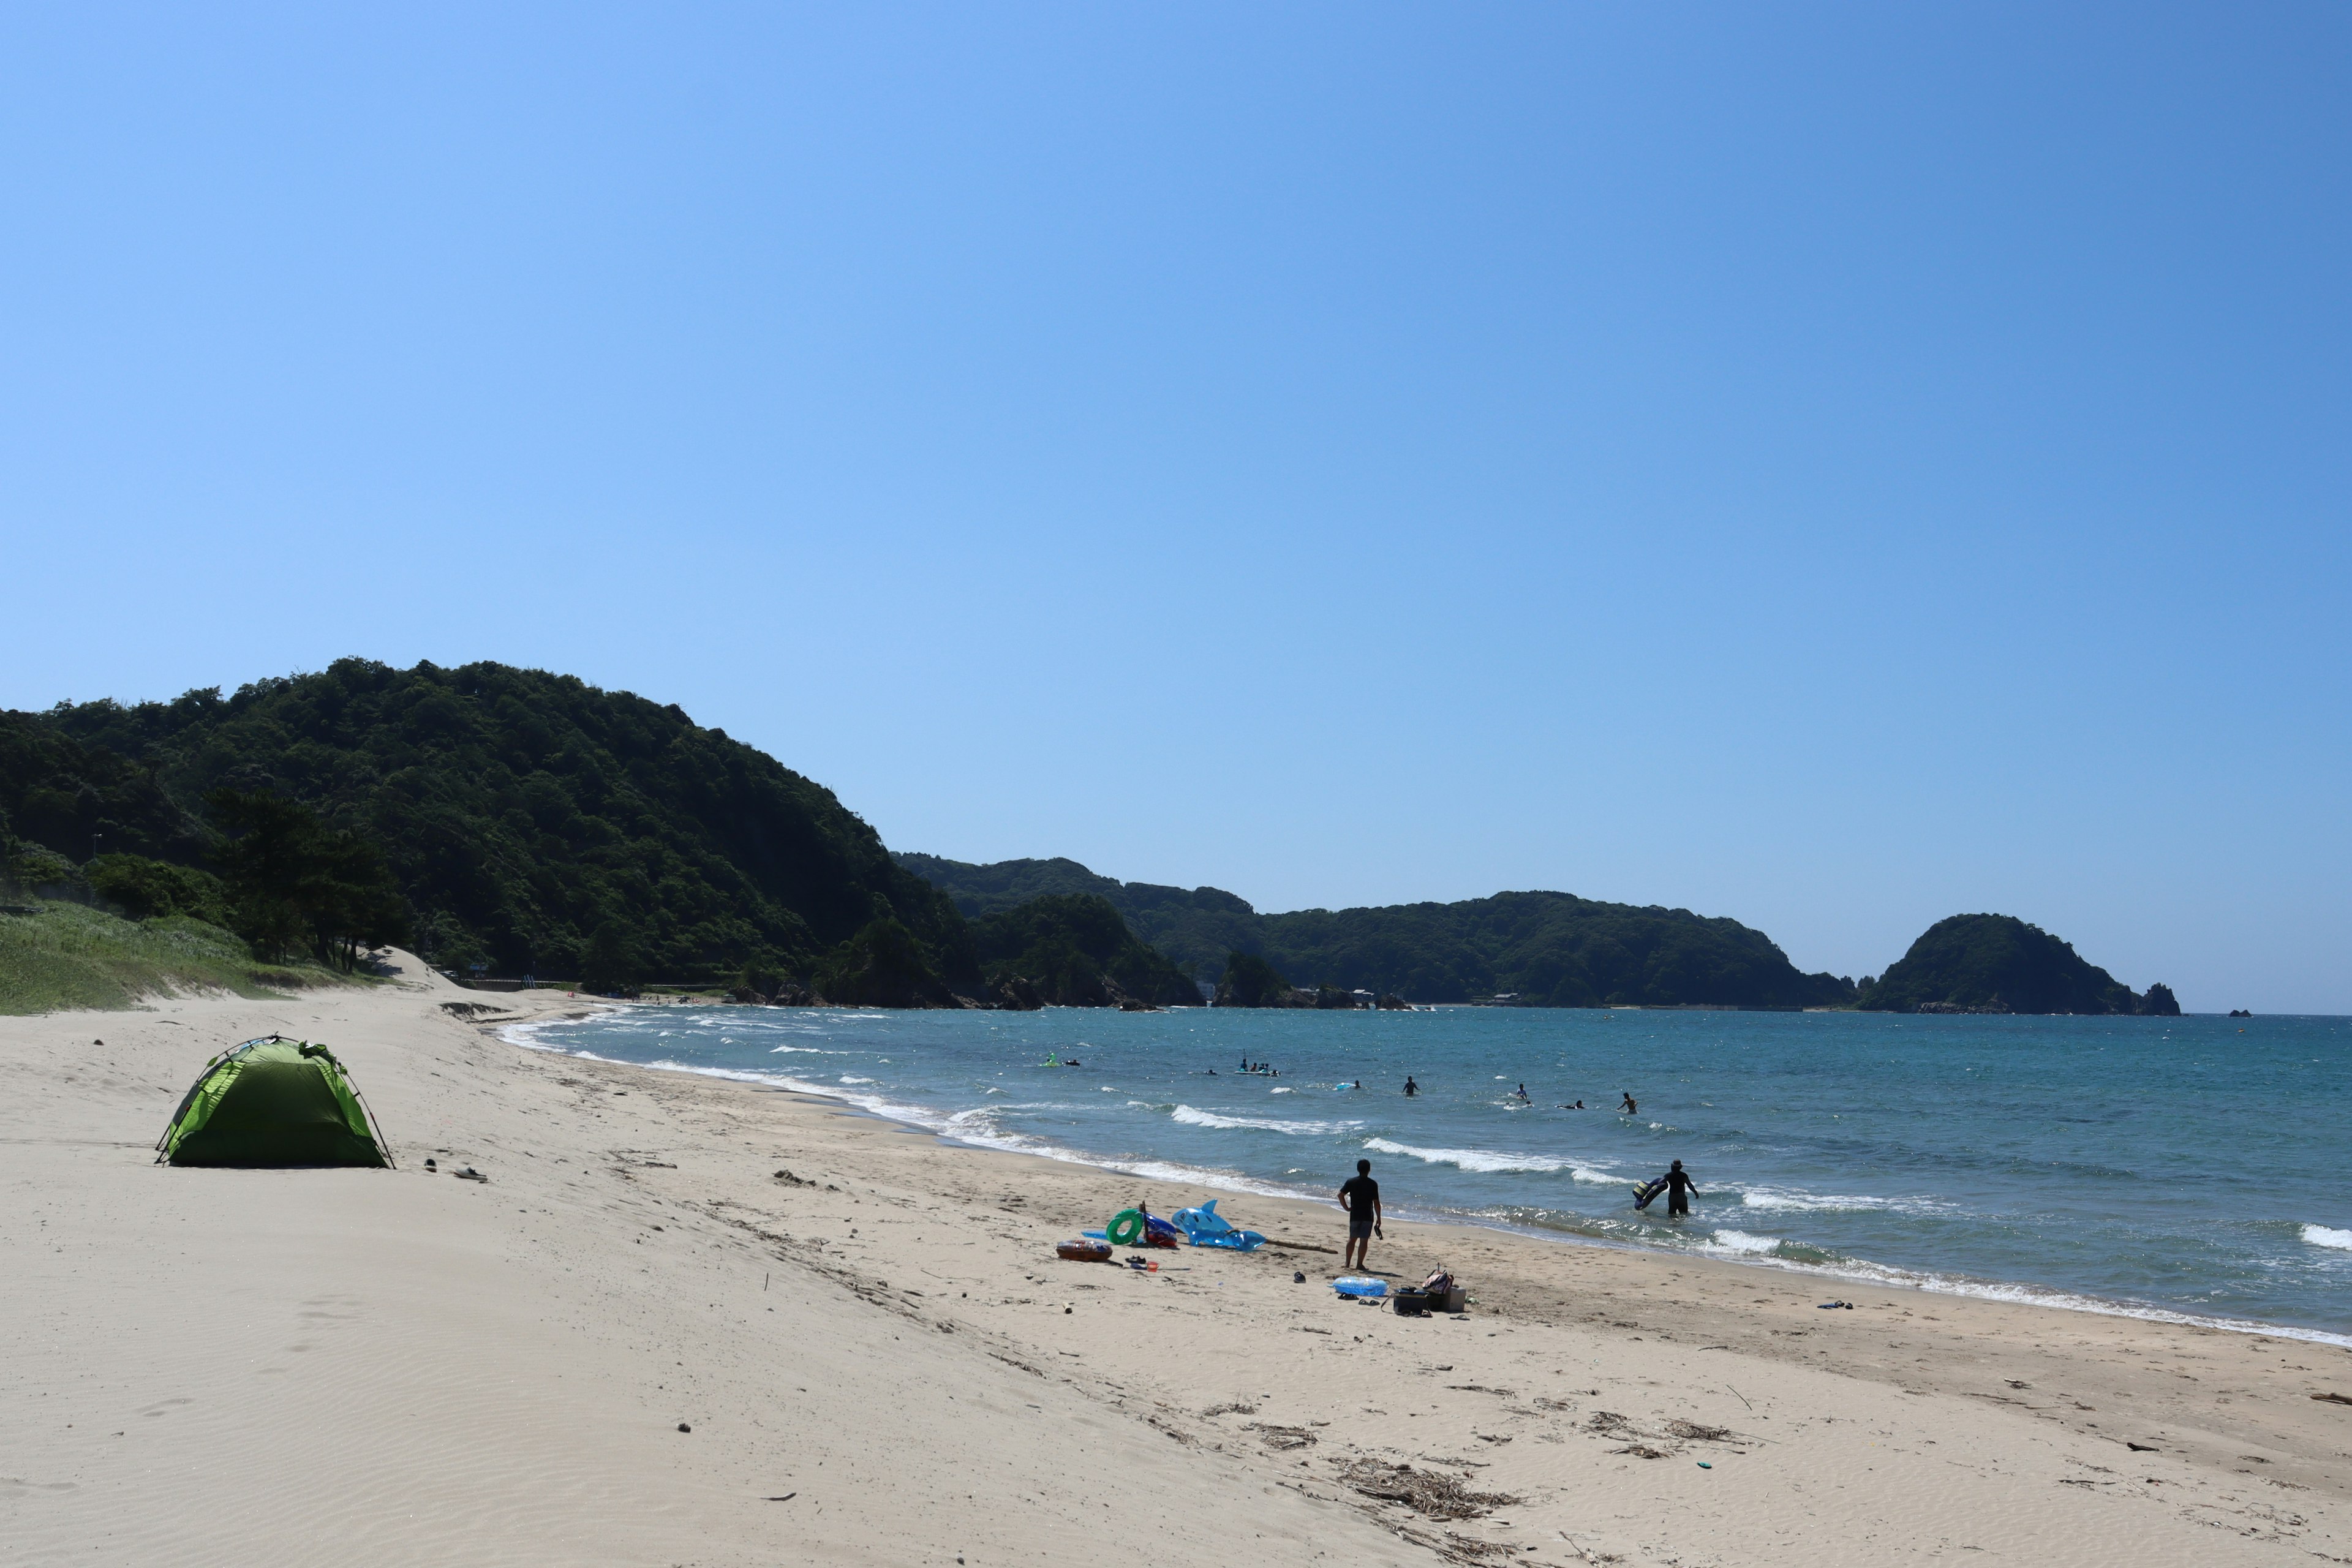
[1106,1208,1147,1246]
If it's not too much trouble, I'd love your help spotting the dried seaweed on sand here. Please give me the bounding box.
[1338,1458,1520,1520]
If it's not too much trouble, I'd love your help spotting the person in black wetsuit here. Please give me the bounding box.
[1661,1159,1699,1218]
[1403,1076,1418,1098]
[1338,1158,1382,1270]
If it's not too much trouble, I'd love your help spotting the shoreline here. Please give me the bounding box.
[7,965,2347,1567]
[507,1004,2352,1352]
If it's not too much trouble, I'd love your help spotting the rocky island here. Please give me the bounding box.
[1858,913,2180,1016]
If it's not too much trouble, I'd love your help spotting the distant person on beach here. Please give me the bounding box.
[1403,1076,1418,1098]
[1661,1159,1698,1217]
[1620,1092,1638,1114]
[1338,1158,1382,1268]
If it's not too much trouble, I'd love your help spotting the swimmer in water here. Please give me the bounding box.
[1403,1076,1418,1098]
[1514,1083,1530,1102]
[1620,1092,1637,1115]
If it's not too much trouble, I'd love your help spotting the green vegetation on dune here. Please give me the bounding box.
[0,901,350,1015]
[1859,914,2179,1016]
[24,660,973,990]
[900,853,1855,1009]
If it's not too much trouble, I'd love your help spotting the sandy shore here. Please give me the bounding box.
[5,960,2347,1566]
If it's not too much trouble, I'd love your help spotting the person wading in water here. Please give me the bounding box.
[1660,1158,1699,1218]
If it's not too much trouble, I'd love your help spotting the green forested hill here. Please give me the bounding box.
[0,710,211,865]
[970,892,1202,1008]
[897,853,1855,1008]
[894,854,1259,973]
[18,660,973,988]
[1859,914,2179,1016]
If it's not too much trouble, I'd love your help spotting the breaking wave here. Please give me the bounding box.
[1172,1104,1360,1136]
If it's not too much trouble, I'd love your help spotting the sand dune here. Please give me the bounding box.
[4,957,2345,1566]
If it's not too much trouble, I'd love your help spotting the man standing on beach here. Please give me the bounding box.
[1338,1158,1382,1270]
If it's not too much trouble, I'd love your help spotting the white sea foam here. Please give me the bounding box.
[2303,1224,2352,1251]
[1739,1187,1945,1215]
[839,1076,875,1085]
[1569,1166,1623,1185]
[1171,1104,1360,1137]
[1269,1087,1295,1094]
[1363,1137,1569,1174]
[1705,1229,1784,1256]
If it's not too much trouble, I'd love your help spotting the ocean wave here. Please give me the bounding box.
[2303,1224,2352,1252]
[1705,1229,1784,1256]
[1738,1187,1945,1215]
[1172,1104,1360,1136]
[1363,1137,1570,1174]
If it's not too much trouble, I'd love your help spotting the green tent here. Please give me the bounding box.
[156,1036,394,1168]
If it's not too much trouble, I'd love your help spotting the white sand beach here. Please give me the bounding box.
[6,960,2346,1566]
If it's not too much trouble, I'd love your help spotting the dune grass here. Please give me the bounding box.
[0,899,360,1015]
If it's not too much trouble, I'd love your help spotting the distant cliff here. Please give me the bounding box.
[970,892,1201,1009]
[897,853,1856,1009]
[1858,914,2180,1016]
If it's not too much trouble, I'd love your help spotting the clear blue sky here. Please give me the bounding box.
[4,6,2346,1011]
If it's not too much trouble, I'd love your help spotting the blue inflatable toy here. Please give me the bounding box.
[1171,1198,1267,1251]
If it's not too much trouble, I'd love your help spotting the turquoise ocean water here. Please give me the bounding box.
[508,1005,2352,1344]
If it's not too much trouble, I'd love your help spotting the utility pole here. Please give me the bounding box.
[89,832,102,864]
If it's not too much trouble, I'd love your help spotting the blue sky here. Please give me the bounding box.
[4,6,2346,1010]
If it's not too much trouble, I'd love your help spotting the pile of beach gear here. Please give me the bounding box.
[1057,1199,1268,1262]
[1336,1267,1465,1315]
